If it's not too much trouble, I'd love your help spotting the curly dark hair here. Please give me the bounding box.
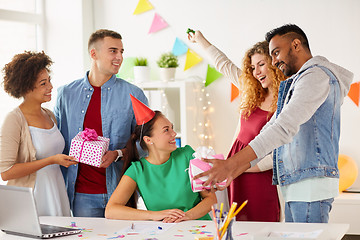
[2,51,53,98]
[88,29,122,52]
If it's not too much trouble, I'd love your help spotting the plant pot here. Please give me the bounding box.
[159,67,176,82]
[133,66,150,83]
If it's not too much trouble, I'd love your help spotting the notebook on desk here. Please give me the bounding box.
[343,187,360,193]
[0,185,81,239]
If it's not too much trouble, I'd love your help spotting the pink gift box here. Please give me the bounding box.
[188,154,227,192]
[69,129,110,168]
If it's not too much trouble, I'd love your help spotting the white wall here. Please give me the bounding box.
[42,0,87,110]
[90,0,360,187]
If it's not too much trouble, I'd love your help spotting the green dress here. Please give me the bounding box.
[124,145,211,220]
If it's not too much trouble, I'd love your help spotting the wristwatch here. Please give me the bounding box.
[114,149,123,162]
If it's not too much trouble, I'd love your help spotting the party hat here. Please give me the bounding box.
[130,94,155,125]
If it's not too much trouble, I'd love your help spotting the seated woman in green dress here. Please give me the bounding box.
[105,95,217,223]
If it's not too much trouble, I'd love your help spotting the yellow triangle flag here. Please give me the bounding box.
[133,0,154,15]
[184,49,202,71]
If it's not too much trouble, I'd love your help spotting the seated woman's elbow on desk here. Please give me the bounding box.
[104,203,115,219]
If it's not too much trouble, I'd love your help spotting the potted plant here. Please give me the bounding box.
[133,57,150,83]
[156,52,179,82]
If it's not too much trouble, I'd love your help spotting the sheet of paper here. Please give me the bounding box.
[268,229,323,238]
[116,222,175,235]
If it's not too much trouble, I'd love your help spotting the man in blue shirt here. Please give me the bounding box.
[54,29,148,217]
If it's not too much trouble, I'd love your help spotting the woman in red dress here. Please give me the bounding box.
[226,41,285,221]
[189,32,285,221]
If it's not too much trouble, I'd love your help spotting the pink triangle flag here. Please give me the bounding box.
[148,13,168,34]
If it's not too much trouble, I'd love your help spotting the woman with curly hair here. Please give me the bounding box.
[189,31,285,222]
[0,51,76,216]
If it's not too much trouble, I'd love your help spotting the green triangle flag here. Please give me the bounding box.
[116,57,135,81]
[205,64,223,87]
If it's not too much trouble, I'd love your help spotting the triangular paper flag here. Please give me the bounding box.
[116,57,135,81]
[184,49,202,71]
[347,82,360,106]
[148,13,168,34]
[231,83,240,102]
[205,65,222,87]
[172,38,188,56]
[133,0,154,15]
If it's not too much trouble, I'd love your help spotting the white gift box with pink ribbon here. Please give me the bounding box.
[188,146,227,192]
[69,128,110,168]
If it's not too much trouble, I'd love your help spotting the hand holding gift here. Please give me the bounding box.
[188,146,227,192]
[69,128,110,167]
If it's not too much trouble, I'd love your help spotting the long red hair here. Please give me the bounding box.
[238,41,285,118]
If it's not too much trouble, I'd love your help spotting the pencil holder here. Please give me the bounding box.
[223,218,234,240]
[215,217,234,240]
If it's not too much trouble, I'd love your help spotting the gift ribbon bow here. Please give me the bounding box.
[79,128,98,160]
[81,128,98,141]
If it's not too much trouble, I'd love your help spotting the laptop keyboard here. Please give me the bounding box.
[40,224,81,235]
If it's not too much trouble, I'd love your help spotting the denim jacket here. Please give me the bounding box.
[249,56,353,186]
[54,72,148,209]
[273,65,340,185]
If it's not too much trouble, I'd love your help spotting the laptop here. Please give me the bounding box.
[0,185,81,239]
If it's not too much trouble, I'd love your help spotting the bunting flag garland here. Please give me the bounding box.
[172,37,188,56]
[347,82,360,106]
[205,64,222,87]
[148,13,168,34]
[231,83,240,102]
[133,0,154,15]
[184,49,202,71]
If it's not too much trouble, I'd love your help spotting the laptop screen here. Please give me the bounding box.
[0,185,43,237]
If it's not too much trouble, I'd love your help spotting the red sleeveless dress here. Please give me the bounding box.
[227,107,280,222]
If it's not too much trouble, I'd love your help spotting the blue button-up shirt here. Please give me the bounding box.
[54,72,148,209]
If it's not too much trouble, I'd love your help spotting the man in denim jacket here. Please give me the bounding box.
[196,24,353,223]
[54,29,147,217]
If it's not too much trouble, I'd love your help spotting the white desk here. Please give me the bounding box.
[329,192,360,234]
[0,217,349,240]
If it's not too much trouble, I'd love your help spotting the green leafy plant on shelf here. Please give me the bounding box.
[156,52,179,68]
[134,57,148,66]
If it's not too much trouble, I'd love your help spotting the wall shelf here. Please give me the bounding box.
[136,77,205,148]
